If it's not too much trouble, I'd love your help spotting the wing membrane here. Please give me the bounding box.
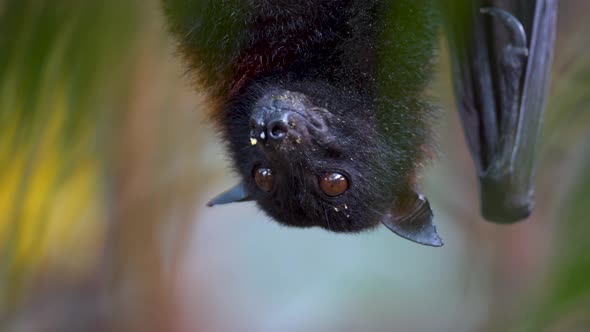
[444,0,557,223]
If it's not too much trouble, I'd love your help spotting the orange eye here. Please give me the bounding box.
[319,172,349,197]
[254,167,274,192]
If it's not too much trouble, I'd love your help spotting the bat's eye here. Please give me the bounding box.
[254,167,274,192]
[319,172,349,197]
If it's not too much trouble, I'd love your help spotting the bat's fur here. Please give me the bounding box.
[163,0,439,233]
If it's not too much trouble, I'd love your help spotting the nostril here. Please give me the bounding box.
[307,112,327,132]
[268,119,288,141]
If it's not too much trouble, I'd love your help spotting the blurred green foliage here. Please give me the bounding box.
[534,151,590,330]
[0,0,140,315]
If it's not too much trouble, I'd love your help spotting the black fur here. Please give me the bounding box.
[163,0,439,233]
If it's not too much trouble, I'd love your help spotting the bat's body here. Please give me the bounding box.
[163,0,556,246]
[164,0,443,246]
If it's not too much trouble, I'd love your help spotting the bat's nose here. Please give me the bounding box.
[249,111,293,143]
[267,115,289,141]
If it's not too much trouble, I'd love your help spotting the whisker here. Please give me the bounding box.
[322,204,331,231]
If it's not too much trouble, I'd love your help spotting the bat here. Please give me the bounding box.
[162,0,557,246]
[163,0,444,246]
[443,0,557,223]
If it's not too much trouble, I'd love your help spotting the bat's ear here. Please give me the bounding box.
[207,181,255,207]
[381,192,444,247]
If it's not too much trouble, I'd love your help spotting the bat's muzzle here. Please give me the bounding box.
[249,90,332,153]
[249,111,292,143]
[249,110,312,150]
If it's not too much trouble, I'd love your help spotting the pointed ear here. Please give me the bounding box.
[207,182,255,207]
[381,192,444,247]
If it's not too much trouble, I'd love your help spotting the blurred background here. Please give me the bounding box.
[0,0,589,331]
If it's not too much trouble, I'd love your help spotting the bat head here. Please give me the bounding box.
[210,81,443,246]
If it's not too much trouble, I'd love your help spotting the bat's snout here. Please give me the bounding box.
[251,111,291,143]
[249,110,311,149]
[250,90,333,153]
